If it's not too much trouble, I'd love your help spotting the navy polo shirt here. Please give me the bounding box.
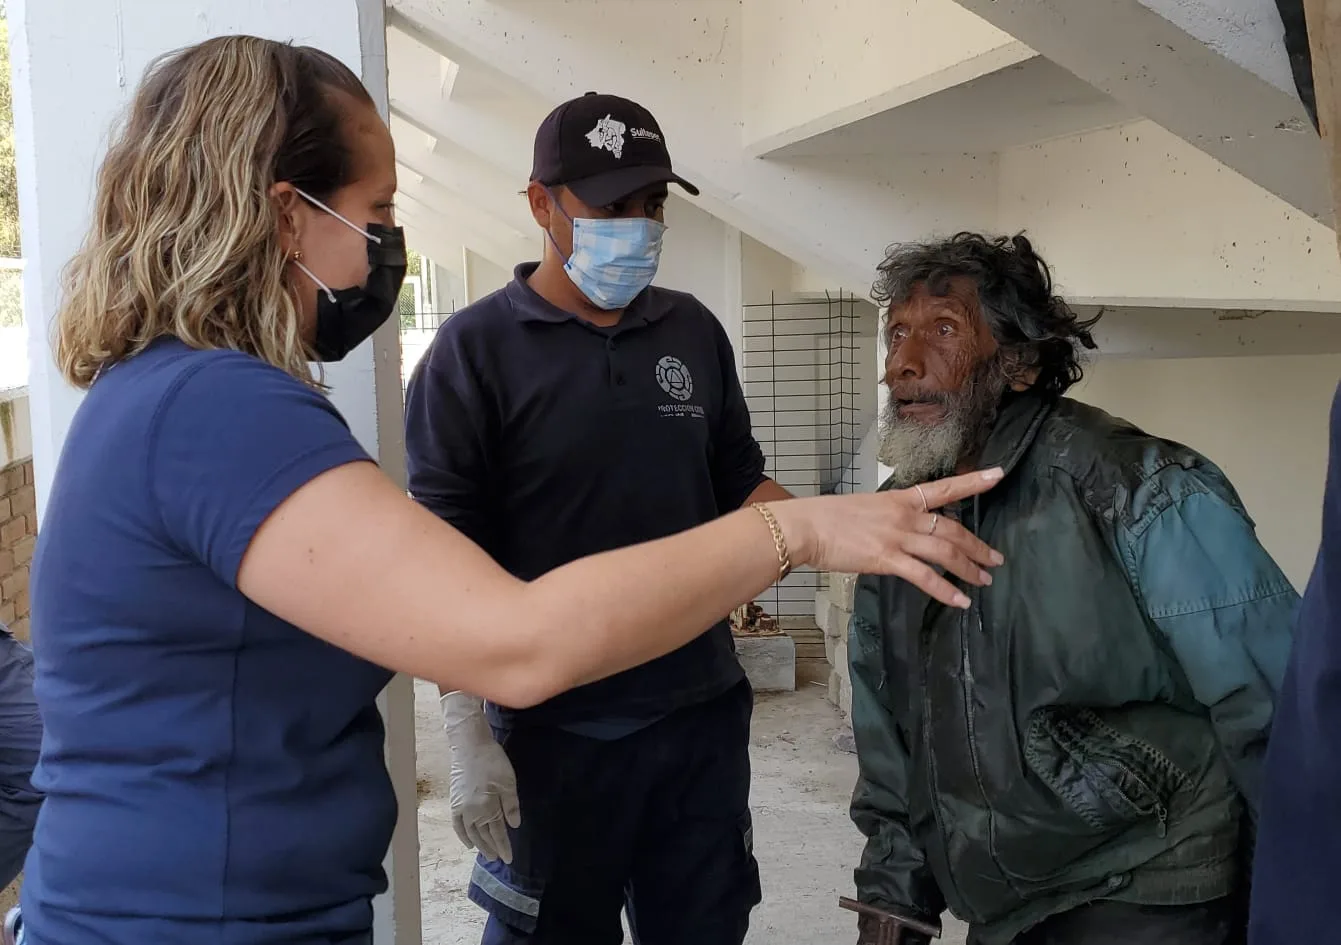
[405,263,766,729]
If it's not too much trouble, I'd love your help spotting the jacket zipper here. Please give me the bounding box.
[1122,765,1169,839]
[921,656,971,911]
[957,498,1003,871]
[920,496,977,915]
[1054,713,1174,839]
[927,496,1011,913]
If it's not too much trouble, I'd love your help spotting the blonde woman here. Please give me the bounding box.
[17,35,1003,945]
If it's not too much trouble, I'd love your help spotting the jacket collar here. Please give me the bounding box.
[937,390,1055,543]
[975,389,1056,481]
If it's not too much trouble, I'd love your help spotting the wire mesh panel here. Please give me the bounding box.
[742,291,863,619]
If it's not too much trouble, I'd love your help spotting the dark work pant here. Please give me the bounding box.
[473,681,761,945]
[1009,897,1244,945]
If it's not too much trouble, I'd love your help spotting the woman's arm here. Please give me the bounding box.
[237,461,1002,709]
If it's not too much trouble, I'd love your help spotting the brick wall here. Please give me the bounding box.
[0,459,35,641]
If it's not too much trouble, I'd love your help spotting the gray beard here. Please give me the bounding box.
[878,360,1009,489]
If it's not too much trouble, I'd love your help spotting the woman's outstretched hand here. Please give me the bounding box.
[767,468,1005,608]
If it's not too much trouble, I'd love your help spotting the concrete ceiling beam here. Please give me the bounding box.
[947,0,1329,222]
[386,0,1000,292]
[396,191,535,272]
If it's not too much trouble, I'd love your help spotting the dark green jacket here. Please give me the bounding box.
[849,392,1298,945]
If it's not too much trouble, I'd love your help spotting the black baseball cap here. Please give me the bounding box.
[530,92,700,207]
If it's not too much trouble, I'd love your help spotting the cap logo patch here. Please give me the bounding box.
[586,115,627,159]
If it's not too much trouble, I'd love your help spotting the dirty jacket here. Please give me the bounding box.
[849,391,1298,945]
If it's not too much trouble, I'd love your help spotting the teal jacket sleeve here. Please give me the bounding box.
[1122,467,1299,816]
[848,572,945,926]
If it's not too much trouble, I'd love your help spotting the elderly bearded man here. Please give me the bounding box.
[846,232,1297,945]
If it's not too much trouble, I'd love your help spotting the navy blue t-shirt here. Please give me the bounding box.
[23,338,395,945]
[405,264,766,730]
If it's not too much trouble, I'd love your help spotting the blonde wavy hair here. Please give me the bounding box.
[55,35,374,388]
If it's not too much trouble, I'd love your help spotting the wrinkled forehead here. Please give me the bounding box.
[889,275,982,322]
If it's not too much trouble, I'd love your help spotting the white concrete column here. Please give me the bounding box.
[11,1,421,942]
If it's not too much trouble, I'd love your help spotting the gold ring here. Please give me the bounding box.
[914,483,929,512]
[928,513,939,536]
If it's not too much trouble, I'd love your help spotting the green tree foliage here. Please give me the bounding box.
[399,250,424,329]
[0,3,21,328]
[0,4,19,259]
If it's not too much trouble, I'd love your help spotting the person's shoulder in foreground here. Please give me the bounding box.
[52,335,371,588]
[89,335,343,419]
[80,337,369,527]
[1249,381,1341,945]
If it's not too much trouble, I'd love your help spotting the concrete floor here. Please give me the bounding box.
[413,679,970,945]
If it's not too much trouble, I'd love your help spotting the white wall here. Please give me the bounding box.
[430,262,464,317]
[462,249,510,304]
[657,196,743,350]
[742,235,799,305]
[1073,353,1340,589]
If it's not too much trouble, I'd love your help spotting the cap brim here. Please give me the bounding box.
[564,166,700,207]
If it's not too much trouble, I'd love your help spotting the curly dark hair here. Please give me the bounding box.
[871,232,1100,397]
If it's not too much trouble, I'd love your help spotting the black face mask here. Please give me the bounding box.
[290,187,410,362]
[309,223,408,362]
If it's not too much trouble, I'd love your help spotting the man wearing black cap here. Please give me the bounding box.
[405,92,788,944]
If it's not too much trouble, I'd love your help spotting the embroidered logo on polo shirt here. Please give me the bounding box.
[586,115,627,159]
[655,356,694,402]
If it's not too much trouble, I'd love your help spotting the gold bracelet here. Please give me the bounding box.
[752,502,792,581]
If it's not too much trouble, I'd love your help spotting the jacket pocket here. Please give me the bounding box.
[1025,706,1190,837]
[990,706,1193,885]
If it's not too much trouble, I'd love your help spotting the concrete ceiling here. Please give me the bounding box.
[770,57,1139,158]
[382,0,1341,319]
[948,0,1328,221]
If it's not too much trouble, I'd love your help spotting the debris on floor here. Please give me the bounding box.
[730,602,783,636]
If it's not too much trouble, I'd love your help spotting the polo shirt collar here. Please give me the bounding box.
[506,262,674,326]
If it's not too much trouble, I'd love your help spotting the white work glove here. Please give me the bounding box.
[440,691,521,864]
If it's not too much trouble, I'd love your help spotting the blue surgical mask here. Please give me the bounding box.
[547,195,665,310]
